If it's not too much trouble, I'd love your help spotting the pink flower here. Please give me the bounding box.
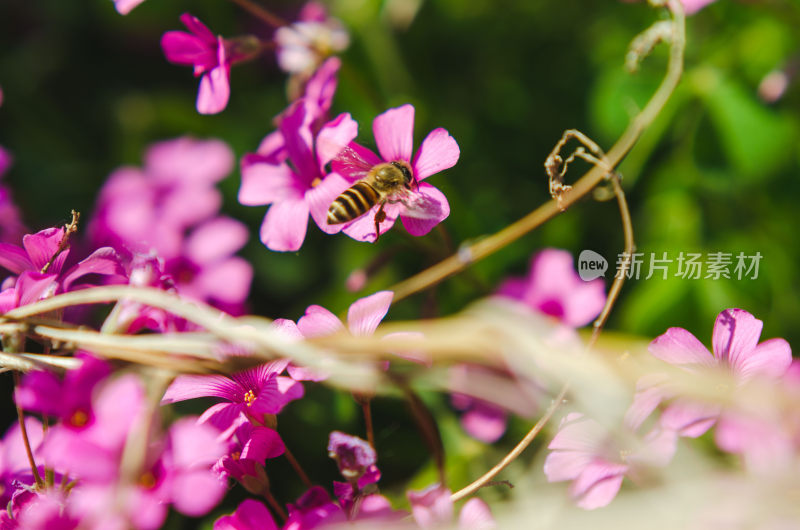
[0,418,45,507]
[407,483,495,529]
[90,137,252,313]
[215,499,278,530]
[113,0,146,15]
[275,2,349,76]
[0,146,27,244]
[544,413,677,510]
[239,98,357,252]
[214,421,284,494]
[627,309,792,471]
[161,14,255,114]
[331,104,458,242]
[681,0,716,14]
[161,359,304,434]
[0,227,126,312]
[496,248,606,327]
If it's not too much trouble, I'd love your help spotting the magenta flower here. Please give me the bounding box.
[215,499,278,530]
[285,486,401,529]
[161,14,253,114]
[161,359,304,434]
[214,421,284,494]
[407,483,495,529]
[328,431,376,482]
[544,413,677,510]
[627,308,793,471]
[14,352,111,429]
[331,104,458,243]
[6,491,78,530]
[0,146,24,245]
[0,418,45,507]
[0,227,126,312]
[238,99,358,251]
[275,2,349,76]
[297,290,393,343]
[496,248,606,327]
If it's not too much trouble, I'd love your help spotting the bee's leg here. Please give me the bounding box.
[373,203,387,243]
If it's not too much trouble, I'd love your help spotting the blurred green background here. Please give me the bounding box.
[2,0,800,524]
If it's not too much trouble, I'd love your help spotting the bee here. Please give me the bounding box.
[326,146,419,241]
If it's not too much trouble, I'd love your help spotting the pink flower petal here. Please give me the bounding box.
[560,278,606,328]
[186,217,249,264]
[712,309,762,367]
[373,104,415,162]
[16,272,58,307]
[194,257,253,305]
[172,469,226,516]
[347,290,393,336]
[412,128,459,181]
[279,101,317,182]
[731,337,791,381]
[0,242,33,274]
[259,197,310,252]
[460,402,507,444]
[315,113,359,169]
[162,374,241,403]
[297,305,345,337]
[161,32,215,68]
[170,417,226,468]
[61,247,126,291]
[197,61,230,115]
[649,327,715,367]
[681,0,717,15]
[179,12,217,46]
[238,162,296,206]
[660,400,720,437]
[400,183,450,236]
[571,461,627,510]
[341,202,402,243]
[303,57,341,124]
[458,498,495,529]
[146,137,234,185]
[215,500,277,530]
[407,484,453,528]
[23,228,65,273]
[113,0,146,15]
[623,373,670,431]
[305,173,351,234]
[543,448,594,482]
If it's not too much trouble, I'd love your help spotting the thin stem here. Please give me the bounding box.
[361,398,375,448]
[450,383,569,502]
[263,489,288,522]
[13,372,45,489]
[589,175,635,347]
[227,0,286,28]
[387,1,685,304]
[283,445,313,489]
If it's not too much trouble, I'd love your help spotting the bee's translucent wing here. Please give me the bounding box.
[396,191,447,220]
[330,145,378,180]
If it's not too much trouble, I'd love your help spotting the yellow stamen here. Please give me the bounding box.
[244,390,256,407]
[70,409,89,428]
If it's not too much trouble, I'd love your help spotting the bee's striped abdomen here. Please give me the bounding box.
[327,181,380,224]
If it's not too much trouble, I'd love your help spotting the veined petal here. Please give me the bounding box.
[400,182,450,236]
[347,290,393,336]
[711,309,762,366]
[61,247,126,291]
[303,57,341,122]
[649,327,715,367]
[298,305,345,337]
[23,228,65,272]
[197,60,230,115]
[316,113,359,169]
[161,31,215,68]
[16,271,58,307]
[305,172,350,234]
[179,13,217,47]
[412,128,459,181]
[162,374,243,403]
[279,100,317,183]
[0,242,32,274]
[373,104,415,162]
[239,161,296,206]
[259,198,309,252]
[733,337,792,380]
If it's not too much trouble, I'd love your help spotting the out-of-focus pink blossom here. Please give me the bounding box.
[328,431,376,482]
[239,98,357,252]
[407,483,495,529]
[14,352,111,428]
[626,309,792,468]
[275,2,349,77]
[0,146,26,244]
[6,491,79,530]
[90,137,252,314]
[214,499,278,530]
[331,104,458,243]
[544,413,677,510]
[161,359,303,435]
[161,14,257,114]
[285,485,401,529]
[496,248,606,327]
[681,0,716,14]
[113,0,146,15]
[0,418,44,507]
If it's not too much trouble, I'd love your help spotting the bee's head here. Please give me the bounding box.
[391,161,416,191]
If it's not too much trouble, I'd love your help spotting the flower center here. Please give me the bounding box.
[311,177,322,187]
[231,451,241,461]
[619,449,631,462]
[69,409,89,428]
[139,471,157,489]
[244,390,256,406]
